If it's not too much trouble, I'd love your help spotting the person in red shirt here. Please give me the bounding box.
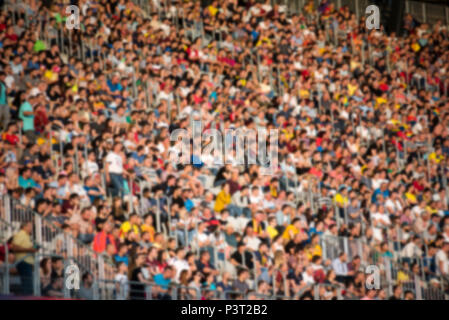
[2,123,20,146]
[34,103,49,134]
[93,222,116,254]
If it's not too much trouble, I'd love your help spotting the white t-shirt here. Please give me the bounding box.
[170,258,190,281]
[195,232,209,246]
[245,235,261,252]
[114,273,129,300]
[385,199,402,213]
[83,160,99,176]
[106,152,123,174]
[302,271,315,285]
[250,193,263,205]
[436,249,448,275]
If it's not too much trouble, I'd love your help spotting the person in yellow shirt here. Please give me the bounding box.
[140,214,155,242]
[397,261,411,284]
[334,186,349,207]
[12,221,38,295]
[266,216,279,240]
[347,79,358,96]
[214,183,231,212]
[282,218,302,242]
[119,213,141,240]
[405,185,417,205]
[207,1,218,16]
[305,234,323,260]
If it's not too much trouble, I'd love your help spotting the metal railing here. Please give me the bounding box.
[1,195,117,284]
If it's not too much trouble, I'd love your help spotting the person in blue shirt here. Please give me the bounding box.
[18,93,35,142]
[372,183,390,204]
[18,167,37,189]
[183,189,194,212]
[83,176,105,203]
[0,72,10,131]
[153,266,174,300]
[114,244,129,266]
[107,74,123,93]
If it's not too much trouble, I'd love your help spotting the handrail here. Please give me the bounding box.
[2,195,116,281]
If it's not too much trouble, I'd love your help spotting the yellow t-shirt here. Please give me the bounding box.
[334,193,348,206]
[405,192,417,203]
[397,270,409,283]
[282,224,299,241]
[347,84,357,96]
[267,225,279,239]
[141,224,155,242]
[12,230,34,264]
[214,190,231,212]
[208,6,218,16]
[120,221,140,239]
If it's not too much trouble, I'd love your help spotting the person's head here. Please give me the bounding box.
[311,233,319,245]
[163,266,174,279]
[442,241,449,253]
[129,213,139,225]
[258,242,268,254]
[291,217,301,229]
[134,253,146,267]
[200,250,210,262]
[404,290,414,300]
[113,142,122,153]
[237,242,246,253]
[51,277,63,290]
[20,221,33,234]
[175,247,186,259]
[366,289,377,299]
[339,252,347,262]
[237,268,249,281]
[117,261,128,274]
[51,257,63,270]
[40,257,51,274]
[118,244,128,256]
[392,284,402,298]
[82,272,93,287]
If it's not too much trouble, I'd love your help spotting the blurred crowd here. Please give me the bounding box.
[1,0,449,300]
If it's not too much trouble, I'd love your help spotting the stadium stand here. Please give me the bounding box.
[0,0,449,300]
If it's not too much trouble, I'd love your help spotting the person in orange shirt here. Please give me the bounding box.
[93,222,116,254]
[141,213,155,242]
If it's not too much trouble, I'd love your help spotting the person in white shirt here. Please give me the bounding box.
[114,262,129,300]
[401,236,423,260]
[169,248,190,282]
[82,151,99,178]
[67,173,89,206]
[332,253,349,283]
[243,226,261,252]
[436,242,449,277]
[105,143,125,197]
[442,225,449,243]
[249,187,263,206]
[371,205,391,242]
[302,266,316,285]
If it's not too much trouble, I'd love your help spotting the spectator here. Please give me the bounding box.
[12,221,37,295]
[332,252,349,283]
